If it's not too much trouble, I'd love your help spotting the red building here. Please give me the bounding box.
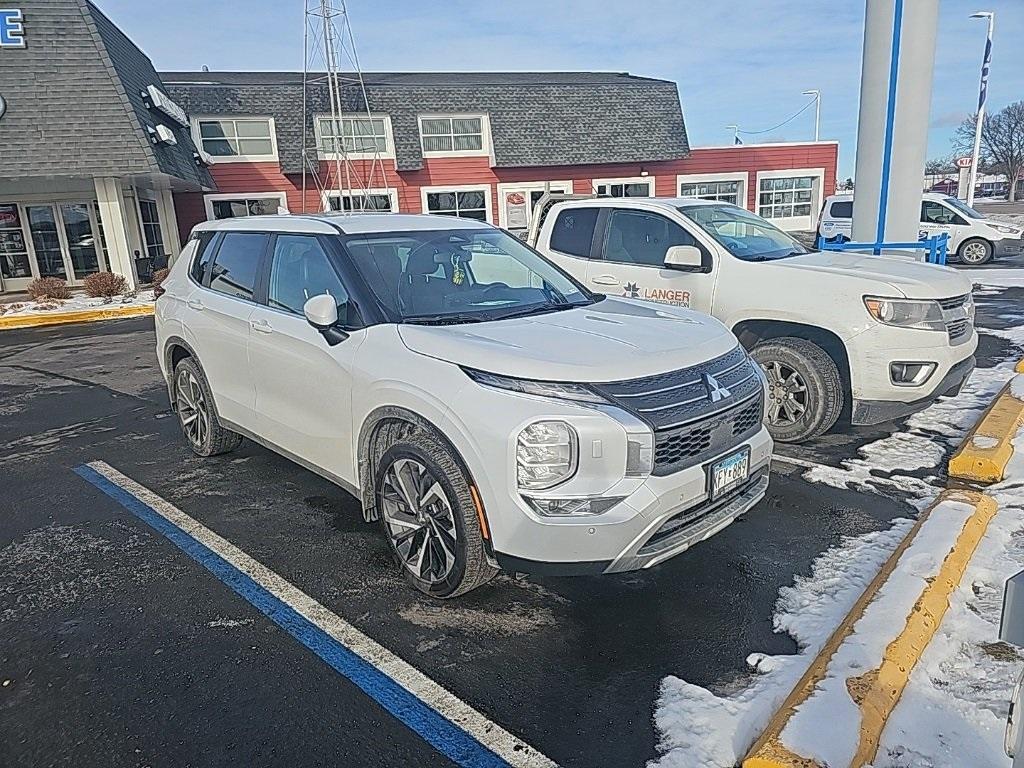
[163,71,837,241]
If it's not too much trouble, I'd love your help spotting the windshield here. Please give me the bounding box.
[342,227,596,324]
[943,197,986,220]
[677,204,809,261]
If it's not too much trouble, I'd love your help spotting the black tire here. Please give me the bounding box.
[957,237,993,266]
[751,337,843,443]
[172,357,242,457]
[373,424,496,599]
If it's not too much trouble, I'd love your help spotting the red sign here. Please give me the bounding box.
[506,192,526,206]
[0,204,19,228]
[955,157,973,169]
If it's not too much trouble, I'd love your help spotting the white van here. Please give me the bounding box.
[818,192,1024,265]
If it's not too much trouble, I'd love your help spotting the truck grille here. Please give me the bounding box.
[938,294,973,345]
[591,347,765,476]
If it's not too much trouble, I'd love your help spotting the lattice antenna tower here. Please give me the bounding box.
[301,0,390,214]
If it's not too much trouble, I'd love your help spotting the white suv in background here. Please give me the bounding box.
[155,214,772,597]
[818,192,1024,265]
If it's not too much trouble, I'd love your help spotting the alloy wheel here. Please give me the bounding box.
[765,360,808,426]
[380,458,458,583]
[961,241,989,264]
[176,369,210,448]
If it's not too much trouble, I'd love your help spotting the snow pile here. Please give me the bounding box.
[0,289,155,317]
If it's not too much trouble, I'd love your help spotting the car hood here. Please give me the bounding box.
[766,250,973,297]
[397,297,739,382]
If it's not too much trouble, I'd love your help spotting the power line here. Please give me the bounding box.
[738,98,816,135]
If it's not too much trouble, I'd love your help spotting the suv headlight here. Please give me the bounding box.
[517,421,578,490]
[464,368,607,404]
[863,296,945,332]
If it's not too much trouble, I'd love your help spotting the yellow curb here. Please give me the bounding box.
[1016,359,1024,374]
[0,304,153,330]
[948,375,1024,484]
[847,491,997,766]
[742,490,995,768]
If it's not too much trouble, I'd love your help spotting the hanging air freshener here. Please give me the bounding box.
[451,254,465,285]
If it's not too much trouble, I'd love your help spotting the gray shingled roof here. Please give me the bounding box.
[161,71,689,174]
[0,0,210,187]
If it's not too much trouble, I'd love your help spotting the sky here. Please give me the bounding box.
[94,0,1024,179]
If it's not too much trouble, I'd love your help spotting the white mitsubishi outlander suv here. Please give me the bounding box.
[156,213,772,597]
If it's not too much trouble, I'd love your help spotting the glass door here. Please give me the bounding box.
[59,203,103,279]
[26,205,68,279]
[0,203,33,292]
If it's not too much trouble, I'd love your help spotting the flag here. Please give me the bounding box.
[978,30,992,113]
[734,134,743,145]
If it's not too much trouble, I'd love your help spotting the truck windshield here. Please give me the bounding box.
[943,197,986,220]
[342,227,596,324]
[677,204,809,262]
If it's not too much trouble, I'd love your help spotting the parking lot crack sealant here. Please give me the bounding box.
[74,460,557,768]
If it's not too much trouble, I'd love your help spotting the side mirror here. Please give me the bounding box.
[303,294,348,346]
[1001,570,1024,761]
[664,245,704,272]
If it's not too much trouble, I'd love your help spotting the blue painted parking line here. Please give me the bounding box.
[74,460,556,768]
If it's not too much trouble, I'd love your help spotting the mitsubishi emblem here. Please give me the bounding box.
[703,373,731,403]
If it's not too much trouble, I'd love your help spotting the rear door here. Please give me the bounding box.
[587,207,714,313]
[186,231,269,428]
[247,233,364,484]
[920,200,963,249]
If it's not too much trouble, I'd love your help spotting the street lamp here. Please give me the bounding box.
[967,11,994,208]
[726,124,741,145]
[802,89,821,142]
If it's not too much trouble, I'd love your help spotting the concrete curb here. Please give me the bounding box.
[0,304,153,330]
[741,490,997,768]
[948,366,1024,484]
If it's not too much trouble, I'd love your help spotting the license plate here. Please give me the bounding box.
[710,448,750,500]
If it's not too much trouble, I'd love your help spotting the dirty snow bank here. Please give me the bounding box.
[0,289,154,317]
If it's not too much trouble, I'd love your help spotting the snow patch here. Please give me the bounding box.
[0,289,154,317]
[973,435,1002,450]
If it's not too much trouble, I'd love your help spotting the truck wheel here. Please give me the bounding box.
[172,357,242,457]
[751,337,843,443]
[374,427,497,599]
[958,238,993,265]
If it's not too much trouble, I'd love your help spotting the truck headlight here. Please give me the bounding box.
[863,296,945,332]
[992,224,1021,235]
[517,421,578,490]
[464,368,607,405]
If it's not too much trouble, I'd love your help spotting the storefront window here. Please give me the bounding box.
[139,199,165,259]
[26,205,67,278]
[60,203,100,276]
[0,204,31,280]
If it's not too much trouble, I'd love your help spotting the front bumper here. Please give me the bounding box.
[491,426,773,576]
[994,238,1024,258]
[851,354,976,425]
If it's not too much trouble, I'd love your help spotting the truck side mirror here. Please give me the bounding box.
[664,245,704,272]
[1001,570,1024,761]
[303,294,348,346]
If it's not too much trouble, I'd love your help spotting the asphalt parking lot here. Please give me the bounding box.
[1,289,1021,768]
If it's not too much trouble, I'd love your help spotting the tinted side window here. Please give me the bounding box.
[208,232,267,300]
[189,232,217,283]
[550,208,600,258]
[829,200,853,219]
[268,235,359,325]
[921,201,966,226]
[604,210,700,267]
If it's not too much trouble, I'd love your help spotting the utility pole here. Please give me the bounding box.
[726,124,740,145]
[802,89,821,141]
[967,10,994,209]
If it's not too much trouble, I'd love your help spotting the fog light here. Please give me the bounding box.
[890,362,937,386]
[525,496,624,517]
[517,421,577,490]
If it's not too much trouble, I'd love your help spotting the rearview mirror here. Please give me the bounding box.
[303,294,348,346]
[664,245,704,272]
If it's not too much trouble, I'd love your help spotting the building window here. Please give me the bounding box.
[205,193,288,220]
[423,187,490,221]
[139,200,165,260]
[318,116,390,155]
[0,203,31,280]
[680,180,740,204]
[325,190,397,213]
[594,178,652,198]
[420,116,485,154]
[758,176,815,219]
[195,118,277,160]
[497,182,573,232]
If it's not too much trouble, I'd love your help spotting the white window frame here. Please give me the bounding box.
[418,114,491,158]
[320,188,400,213]
[676,172,750,209]
[314,113,395,160]
[190,116,279,163]
[591,176,654,198]
[496,181,574,229]
[420,184,492,223]
[203,192,289,220]
[754,167,824,231]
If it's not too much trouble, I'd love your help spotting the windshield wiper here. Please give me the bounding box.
[490,302,588,321]
[402,313,486,326]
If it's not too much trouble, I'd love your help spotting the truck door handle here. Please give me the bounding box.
[187,299,204,311]
[250,319,273,334]
[591,275,620,286]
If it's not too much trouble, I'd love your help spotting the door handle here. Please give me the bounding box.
[250,319,273,334]
[187,299,204,311]
[591,275,620,286]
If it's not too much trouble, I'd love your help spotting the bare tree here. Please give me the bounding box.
[954,101,1024,202]
[925,155,955,176]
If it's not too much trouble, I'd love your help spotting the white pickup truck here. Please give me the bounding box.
[529,196,977,442]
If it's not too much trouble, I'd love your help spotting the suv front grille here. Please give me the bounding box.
[938,294,973,345]
[938,294,969,311]
[592,347,765,476]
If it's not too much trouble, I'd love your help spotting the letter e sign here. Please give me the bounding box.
[0,9,26,48]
